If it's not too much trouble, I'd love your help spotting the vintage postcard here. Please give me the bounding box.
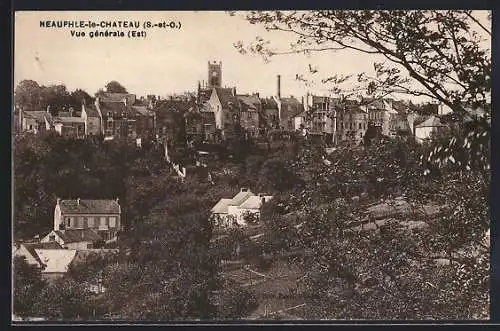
[12,10,491,322]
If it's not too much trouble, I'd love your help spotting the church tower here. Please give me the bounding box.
[208,61,222,88]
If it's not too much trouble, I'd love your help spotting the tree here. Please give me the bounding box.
[14,80,42,109]
[70,89,94,107]
[234,10,491,172]
[13,256,46,318]
[104,81,128,94]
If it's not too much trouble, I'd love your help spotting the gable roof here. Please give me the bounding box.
[237,94,261,112]
[54,229,103,243]
[19,241,63,266]
[230,190,255,206]
[35,249,77,273]
[53,117,85,124]
[214,88,238,108]
[261,98,278,109]
[132,106,155,117]
[238,195,273,210]
[22,110,51,122]
[99,93,136,105]
[211,198,233,214]
[415,115,446,128]
[59,199,120,214]
[99,101,131,117]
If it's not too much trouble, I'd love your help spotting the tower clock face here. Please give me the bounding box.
[212,71,217,77]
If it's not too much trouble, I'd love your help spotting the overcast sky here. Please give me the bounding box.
[15,11,491,100]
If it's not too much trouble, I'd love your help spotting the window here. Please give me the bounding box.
[88,217,95,228]
[359,123,362,130]
[109,217,116,228]
[100,217,107,226]
[66,217,70,227]
[29,125,33,130]
[77,217,84,228]
[49,235,55,241]
[87,243,93,249]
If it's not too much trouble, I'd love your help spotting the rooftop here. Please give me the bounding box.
[58,199,121,214]
[238,195,273,210]
[35,249,77,273]
[54,229,103,243]
[211,198,233,214]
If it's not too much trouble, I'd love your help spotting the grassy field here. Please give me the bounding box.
[222,259,308,319]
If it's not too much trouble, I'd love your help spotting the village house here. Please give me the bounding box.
[52,198,122,242]
[52,116,86,139]
[414,115,448,143]
[35,249,77,281]
[81,102,102,136]
[260,97,280,129]
[211,188,273,230]
[19,107,53,134]
[336,105,368,145]
[208,87,240,139]
[41,228,104,250]
[236,94,261,137]
[13,241,62,269]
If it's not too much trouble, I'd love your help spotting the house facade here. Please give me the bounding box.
[81,103,102,136]
[20,109,52,133]
[336,105,368,145]
[53,198,122,242]
[53,117,86,139]
[13,241,62,269]
[236,94,260,137]
[414,115,447,143]
[208,87,240,139]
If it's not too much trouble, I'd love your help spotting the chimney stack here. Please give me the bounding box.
[77,198,80,206]
[116,197,120,204]
[46,105,51,114]
[233,87,237,96]
[277,75,281,99]
[56,198,61,205]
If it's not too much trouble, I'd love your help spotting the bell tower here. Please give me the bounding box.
[208,61,222,88]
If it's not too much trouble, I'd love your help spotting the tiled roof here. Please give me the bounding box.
[55,229,103,243]
[214,88,238,108]
[59,199,120,214]
[35,249,77,273]
[132,106,155,117]
[99,93,136,105]
[99,101,131,116]
[230,190,255,206]
[237,94,261,110]
[261,98,278,109]
[23,111,51,122]
[21,242,63,266]
[155,100,195,113]
[238,195,273,210]
[54,117,85,124]
[415,115,446,128]
[211,198,232,214]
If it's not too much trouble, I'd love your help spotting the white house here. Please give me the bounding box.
[414,115,447,143]
[235,194,273,225]
[35,249,77,281]
[210,188,273,229]
[41,228,103,250]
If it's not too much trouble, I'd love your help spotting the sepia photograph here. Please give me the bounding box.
[12,10,491,322]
